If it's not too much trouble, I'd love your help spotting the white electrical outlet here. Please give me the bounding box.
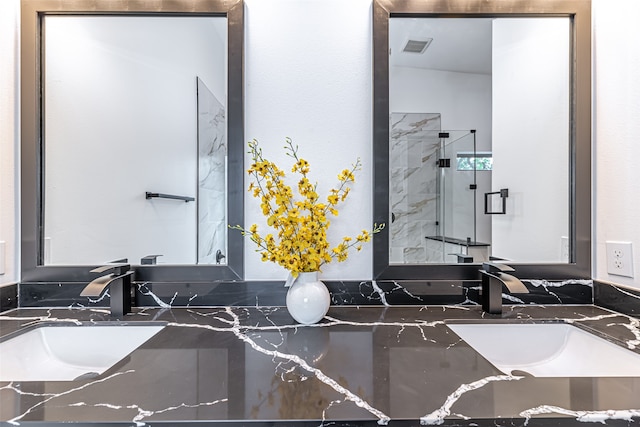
[606,241,634,278]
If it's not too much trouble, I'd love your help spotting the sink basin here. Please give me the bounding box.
[448,323,640,377]
[0,323,164,381]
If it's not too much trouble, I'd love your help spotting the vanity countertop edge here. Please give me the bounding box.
[2,304,640,426]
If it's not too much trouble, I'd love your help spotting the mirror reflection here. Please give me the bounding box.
[389,17,570,264]
[43,16,228,265]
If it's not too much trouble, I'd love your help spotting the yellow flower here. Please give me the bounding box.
[232,138,383,274]
[292,158,310,174]
[356,230,370,242]
[338,168,356,182]
[341,187,350,201]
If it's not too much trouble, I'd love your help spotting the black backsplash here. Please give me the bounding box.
[18,278,593,309]
[0,283,18,312]
[15,279,640,317]
[594,280,640,318]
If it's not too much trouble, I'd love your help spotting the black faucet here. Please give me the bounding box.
[479,262,529,315]
[140,254,162,265]
[80,263,135,317]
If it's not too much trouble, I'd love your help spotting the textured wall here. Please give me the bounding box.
[0,0,19,286]
[243,0,373,280]
[593,0,640,289]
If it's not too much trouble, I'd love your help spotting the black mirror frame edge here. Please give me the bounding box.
[20,0,245,282]
[372,0,592,281]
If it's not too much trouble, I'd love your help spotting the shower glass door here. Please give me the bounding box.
[389,113,480,264]
[437,131,477,263]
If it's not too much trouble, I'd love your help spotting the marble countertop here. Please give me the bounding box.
[1,304,640,426]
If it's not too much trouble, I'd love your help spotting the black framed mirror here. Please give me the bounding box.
[21,0,244,282]
[373,0,591,280]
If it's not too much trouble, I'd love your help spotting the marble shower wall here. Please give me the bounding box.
[390,113,442,263]
[197,77,227,264]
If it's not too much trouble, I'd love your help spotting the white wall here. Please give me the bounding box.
[593,0,640,289]
[0,0,19,286]
[243,0,373,280]
[1,0,639,286]
[491,18,570,262]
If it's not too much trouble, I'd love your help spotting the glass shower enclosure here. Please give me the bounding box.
[389,113,489,264]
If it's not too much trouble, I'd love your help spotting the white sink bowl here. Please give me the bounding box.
[0,324,164,381]
[448,323,640,377]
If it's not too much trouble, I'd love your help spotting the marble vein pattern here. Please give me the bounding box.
[197,77,227,265]
[608,284,640,301]
[137,282,176,308]
[595,281,640,318]
[67,397,229,425]
[420,374,523,425]
[365,280,425,306]
[520,406,640,425]
[18,276,593,309]
[528,279,593,303]
[4,371,136,425]
[370,280,391,306]
[604,316,640,349]
[3,305,640,425]
[219,308,392,425]
[389,113,442,264]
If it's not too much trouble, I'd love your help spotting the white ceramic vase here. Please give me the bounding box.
[285,272,330,325]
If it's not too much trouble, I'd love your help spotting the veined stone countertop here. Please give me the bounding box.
[1,305,640,426]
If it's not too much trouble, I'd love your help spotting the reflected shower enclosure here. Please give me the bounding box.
[389,114,484,264]
[388,17,570,265]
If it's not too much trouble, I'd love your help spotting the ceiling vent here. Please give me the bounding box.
[403,38,433,54]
